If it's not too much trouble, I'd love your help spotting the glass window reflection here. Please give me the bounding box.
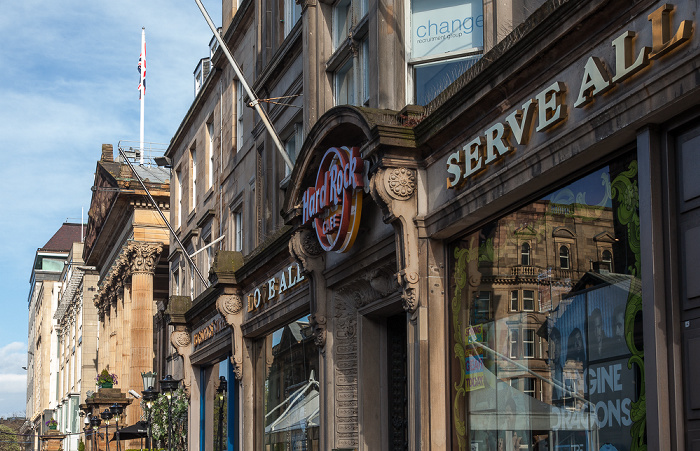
[449,153,645,451]
[262,315,319,451]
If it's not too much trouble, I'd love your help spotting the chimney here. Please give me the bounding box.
[101,144,114,162]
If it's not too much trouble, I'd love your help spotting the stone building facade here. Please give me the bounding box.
[82,144,171,430]
[165,0,700,449]
[25,223,83,450]
[53,241,99,451]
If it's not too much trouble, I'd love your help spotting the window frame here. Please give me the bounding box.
[559,245,570,269]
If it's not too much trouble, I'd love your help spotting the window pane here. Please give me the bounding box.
[521,242,530,266]
[335,59,354,105]
[449,152,644,451]
[414,56,479,105]
[510,290,518,311]
[523,290,535,311]
[263,316,320,450]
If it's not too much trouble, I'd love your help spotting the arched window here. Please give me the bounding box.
[521,242,531,266]
[559,245,570,269]
[602,249,613,271]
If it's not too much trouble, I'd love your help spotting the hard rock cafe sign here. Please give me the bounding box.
[302,146,366,253]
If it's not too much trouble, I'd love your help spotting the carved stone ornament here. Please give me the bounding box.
[171,330,191,351]
[309,314,327,351]
[219,294,243,317]
[386,167,416,200]
[301,228,323,257]
[129,242,163,274]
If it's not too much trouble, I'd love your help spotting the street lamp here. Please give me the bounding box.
[159,375,180,451]
[109,404,124,451]
[142,387,159,451]
[100,409,113,451]
[90,416,101,451]
[216,376,227,451]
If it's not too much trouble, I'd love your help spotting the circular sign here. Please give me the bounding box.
[302,146,365,252]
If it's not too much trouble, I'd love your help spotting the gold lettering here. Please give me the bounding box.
[484,122,513,165]
[446,149,465,189]
[574,57,613,108]
[504,99,538,145]
[648,3,693,59]
[611,31,650,83]
[536,82,568,132]
[464,136,486,179]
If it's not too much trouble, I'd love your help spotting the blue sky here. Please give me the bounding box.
[0,0,221,417]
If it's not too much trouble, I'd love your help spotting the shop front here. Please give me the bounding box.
[278,0,699,449]
[418,0,700,449]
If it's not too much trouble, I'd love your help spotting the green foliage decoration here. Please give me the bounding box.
[141,388,188,451]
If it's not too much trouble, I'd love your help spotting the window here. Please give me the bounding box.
[232,210,242,252]
[333,0,352,49]
[602,249,612,271]
[203,234,212,278]
[335,59,354,106]
[509,329,518,359]
[449,152,644,450]
[236,81,244,151]
[361,39,370,106]
[190,268,195,299]
[521,242,530,266]
[559,245,570,269]
[176,170,183,229]
[523,329,535,358]
[262,316,319,450]
[410,0,483,105]
[523,290,535,311]
[191,148,197,211]
[173,268,180,296]
[207,120,214,189]
[284,0,301,37]
[523,377,536,398]
[283,122,303,177]
[472,291,491,323]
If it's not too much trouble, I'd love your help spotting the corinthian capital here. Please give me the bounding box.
[129,242,163,274]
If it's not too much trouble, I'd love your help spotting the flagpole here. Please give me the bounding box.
[140,27,145,165]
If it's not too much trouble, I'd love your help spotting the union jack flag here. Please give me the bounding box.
[138,44,146,99]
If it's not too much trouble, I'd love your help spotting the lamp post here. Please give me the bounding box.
[142,387,159,451]
[159,375,180,451]
[90,416,101,451]
[100,409,113,451]
[216,376,227,451]
[109,404,123,451]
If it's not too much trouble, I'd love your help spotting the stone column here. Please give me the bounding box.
[127,242,162,426]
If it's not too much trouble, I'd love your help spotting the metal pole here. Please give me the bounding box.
[140,27,146,165]
[192,0,294,171]
[147,409,153,451]
[167,399,173,451]
[117,146,208,288]
[217,398,223,451]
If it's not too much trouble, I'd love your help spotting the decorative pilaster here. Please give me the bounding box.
[216,293,244,380]
[170,328,192,397]
[369,167,420,313]
[289,228,326,351]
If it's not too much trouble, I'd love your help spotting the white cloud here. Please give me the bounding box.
[0,342,28,374]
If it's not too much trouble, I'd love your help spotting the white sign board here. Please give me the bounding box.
[411,0,484,59]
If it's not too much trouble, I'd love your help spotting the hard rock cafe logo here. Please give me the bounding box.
[302,146,365,253]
